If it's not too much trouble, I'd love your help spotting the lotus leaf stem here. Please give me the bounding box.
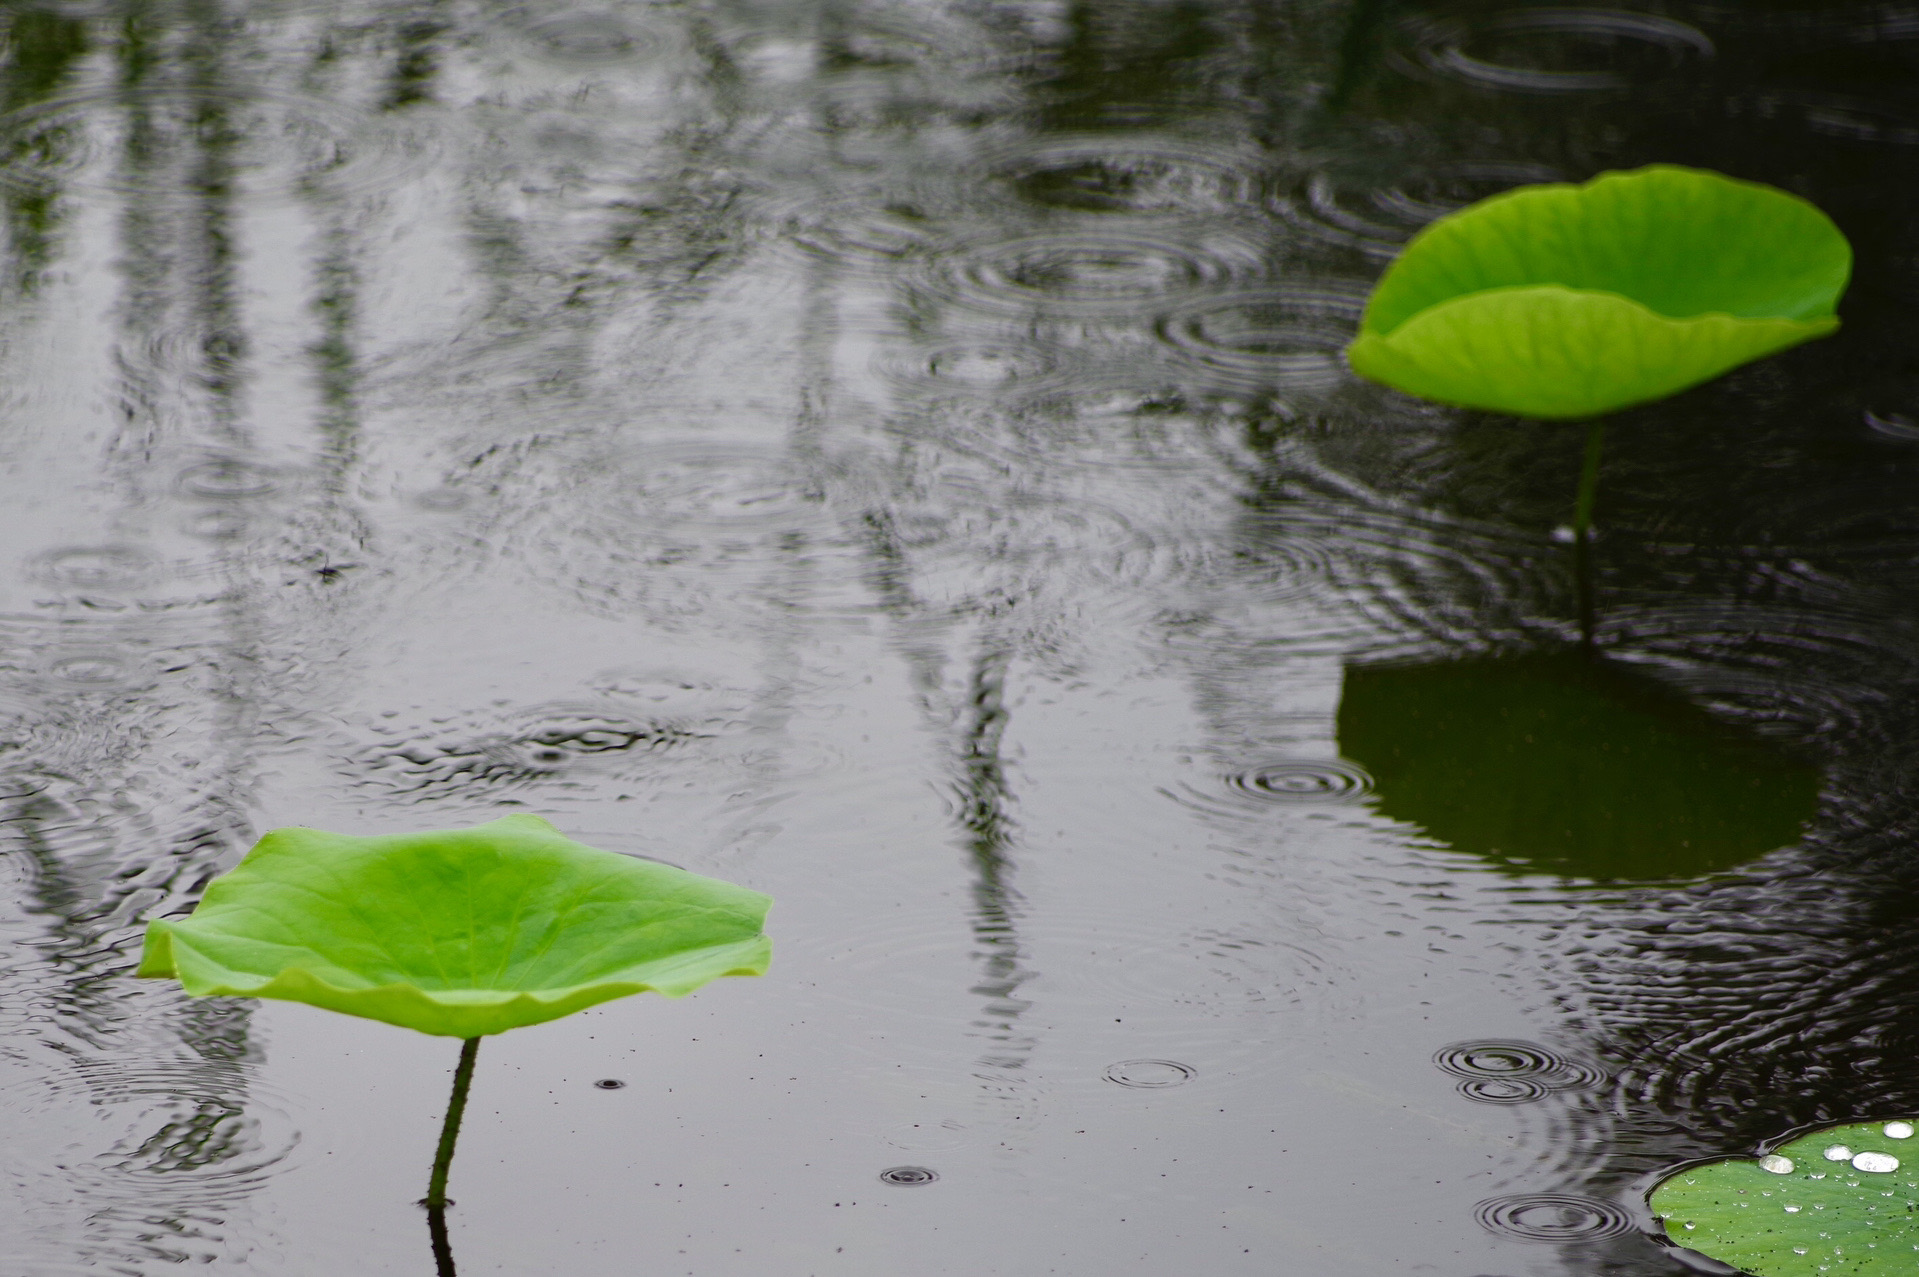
[425,1037,480,1209]
[1572,419,1605,653]
[427,1204,458,1277]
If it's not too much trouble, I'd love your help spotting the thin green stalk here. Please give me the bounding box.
[424,1037,480,1209]
[1572,418,1605,654]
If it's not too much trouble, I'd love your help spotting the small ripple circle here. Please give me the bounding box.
[1271,164,1561,259]
[911,229,1259,317]
[1475,1194,1634,1241]
[1457,1077,1552,1104]
[988,134,1257,216]
[1103,1059,1197,1089]
[32,544,161,591]
[178,458,279,500]
[872,341,1062,395]
[46,649,141,689]
[1436,1040,1560,1077]
[1395,8,1714,95]
[1223,760,1372,804]
[1435,1039,1605,1091]
[1155,284,1366,390]
[878,1165,939,1186]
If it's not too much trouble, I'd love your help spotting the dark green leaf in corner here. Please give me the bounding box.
[137,812,773,1037]
[1651,1119,1919,1276]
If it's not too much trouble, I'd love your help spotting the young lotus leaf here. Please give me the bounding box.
[1650,1119,1919,1276]
[1346,165,1851,418]
[138,813,772,1037]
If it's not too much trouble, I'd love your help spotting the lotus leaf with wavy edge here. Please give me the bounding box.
[137,813,773,1037]
[1650,1119,1919,1276]
[1346,165,1851,418]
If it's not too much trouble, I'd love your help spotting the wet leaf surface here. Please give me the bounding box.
[1652,1120,1919,1276]
[1347,166,1850,417]
[138,814,772,1037]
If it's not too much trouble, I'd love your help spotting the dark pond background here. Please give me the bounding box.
[0,0,1917,1272]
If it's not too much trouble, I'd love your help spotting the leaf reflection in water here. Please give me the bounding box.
[1337,652,1822,881]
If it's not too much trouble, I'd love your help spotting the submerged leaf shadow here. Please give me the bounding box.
[1336,652,1822,881]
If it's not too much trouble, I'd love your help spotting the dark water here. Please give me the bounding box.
[0,0,1917,1272]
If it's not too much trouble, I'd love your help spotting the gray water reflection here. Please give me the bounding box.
[0,0,1916,1273]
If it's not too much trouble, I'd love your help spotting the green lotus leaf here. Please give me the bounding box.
[1650,1119,1919,1276]
[1346,165,1851,418]
[137,813,772,1038]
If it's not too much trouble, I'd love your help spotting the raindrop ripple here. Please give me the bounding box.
[1475,1193,1634,1241]
[1393,8,1714,95]
[1221,760,1373,804]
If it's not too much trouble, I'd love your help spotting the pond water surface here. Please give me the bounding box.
[0,0,1917,1274]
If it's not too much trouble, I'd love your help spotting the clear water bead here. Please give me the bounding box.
[1885,1122,1915,1139]
[1786,1205,1802,1212]
[1853,1152,1900,1173]
[1825,1145,1854,1161]
[1760,1155,1796,1174]
[1794,1247,1808,1255]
